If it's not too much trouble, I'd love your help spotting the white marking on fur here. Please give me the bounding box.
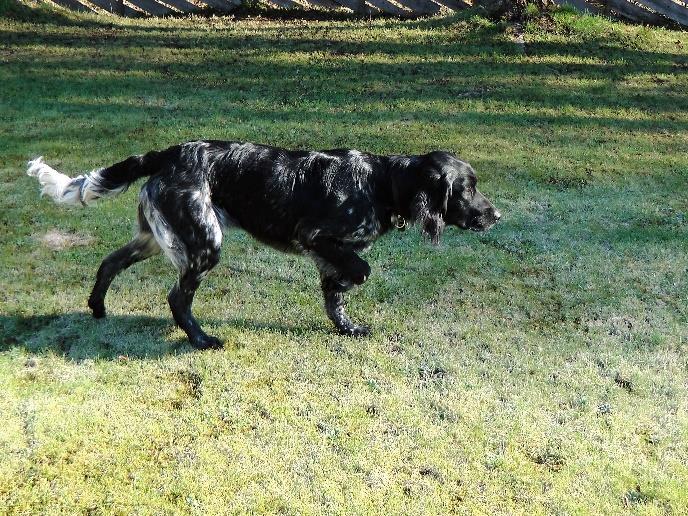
[184,141,211,170]
[140,189,189,270]
[392,156,413,168]
[213,205,235,232]
[348,150,372,188]
[232,143,257,164]
[335,190,349,205]
[302,151,330,168]
[305,152,340,195]
[26,157,122,206]
[185,140,209,150]
[195,193,223,249]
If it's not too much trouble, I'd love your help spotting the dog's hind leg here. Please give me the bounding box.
[141,180,224,350]
[167,255,222,350]
[88,207,160,318]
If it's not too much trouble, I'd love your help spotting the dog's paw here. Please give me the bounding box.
[340,325,371,338]
[348,261,371,285]
[88,298,106,319]
[190,335,224,350]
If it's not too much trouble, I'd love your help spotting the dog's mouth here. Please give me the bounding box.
[467,212,501,232]
[451,209,501,232]
[469,224,494,232]
[455,221,493,232]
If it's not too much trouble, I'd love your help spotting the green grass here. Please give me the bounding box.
[1,2,687,513]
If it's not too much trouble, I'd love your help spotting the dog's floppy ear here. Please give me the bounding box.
[413,170,452,245]
[434,171,452,216]
[389,154,453,244]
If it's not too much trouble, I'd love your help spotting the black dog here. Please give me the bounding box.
[27,141,500,349]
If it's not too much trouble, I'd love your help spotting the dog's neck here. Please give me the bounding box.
[376,155,416,230]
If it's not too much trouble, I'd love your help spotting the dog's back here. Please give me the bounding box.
[169,141,389,251]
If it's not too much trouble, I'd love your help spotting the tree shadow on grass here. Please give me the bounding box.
[0,0,110,28]
[3,19,686,148]
[2,1,474,31]
[0,312,322,361]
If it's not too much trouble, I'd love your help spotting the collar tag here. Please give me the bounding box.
[392,215,407,231]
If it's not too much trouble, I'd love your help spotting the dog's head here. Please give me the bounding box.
[392,151,500,243]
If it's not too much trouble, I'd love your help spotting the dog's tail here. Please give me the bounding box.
[26,150,165,206]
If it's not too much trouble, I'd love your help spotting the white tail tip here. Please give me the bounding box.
[26,156,83,205]
[27,156,46,177]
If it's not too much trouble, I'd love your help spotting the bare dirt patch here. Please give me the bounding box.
[38,230,95,251]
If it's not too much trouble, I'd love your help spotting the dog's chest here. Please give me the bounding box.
[341,210,382,252]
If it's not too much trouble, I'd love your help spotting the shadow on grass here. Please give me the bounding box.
[0,1,474,29]
[2,0,470,25]
[2,13,686,166]
[0,312,322,361]
[3,0,686,151]
[0,0,108,27]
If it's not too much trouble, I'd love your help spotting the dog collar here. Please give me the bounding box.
[392,214,407,231]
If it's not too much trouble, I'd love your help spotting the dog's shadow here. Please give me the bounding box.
[0,312,320,361]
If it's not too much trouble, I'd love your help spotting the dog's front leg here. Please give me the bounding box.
[304,236,371,285]
[320,274,370,337]
[305,239,371,337]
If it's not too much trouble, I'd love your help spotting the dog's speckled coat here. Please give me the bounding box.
[27,140,500,349]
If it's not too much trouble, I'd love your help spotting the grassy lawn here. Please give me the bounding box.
[1,2,687,513]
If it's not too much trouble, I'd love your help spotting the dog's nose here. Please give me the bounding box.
[494,210,501,220]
